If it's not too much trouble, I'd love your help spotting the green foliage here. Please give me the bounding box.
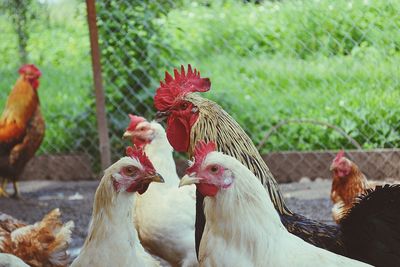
[0,0,399,165]
[1,0,33,63]
[96,0,184,158]
[0,0,95,157]
[194,52,400,152]
[164,0,400,59]
[158,0,400,152]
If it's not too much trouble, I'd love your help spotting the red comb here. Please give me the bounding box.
[154,64,211,111]
[126,146,155,173]
[334,150,345,163]
[18,64,41,78]
[186,141,217,174]
[126,114,146,131]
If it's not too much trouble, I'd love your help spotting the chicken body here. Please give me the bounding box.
[124,117,197,267]
[71,156,162,267]
[154,65,400,266]
[0,64,45,197]
[0,253,30,267]
[0,209,74,267]
[330,151,369,223]
[154,66,341,254]
[180,143,370,267]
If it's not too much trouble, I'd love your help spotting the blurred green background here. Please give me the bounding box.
[1,0,399,168]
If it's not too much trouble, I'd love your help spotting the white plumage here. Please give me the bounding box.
[71,157,161,267]
[126,120,197,267]
[0,253,30,267]
[180,148,371,267]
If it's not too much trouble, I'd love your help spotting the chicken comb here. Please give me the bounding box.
[186,140,217,174]
[126,145,155,173]
[18,64,41,78]
[126,114,147,131]
[334,150,345,163]
[154,64,211,111]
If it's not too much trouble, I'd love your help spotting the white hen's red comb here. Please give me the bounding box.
[126,145,155,173]
[186,141,217,174]
[126,114,146,131]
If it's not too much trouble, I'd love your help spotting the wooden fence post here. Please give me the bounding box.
[86,0,111,170]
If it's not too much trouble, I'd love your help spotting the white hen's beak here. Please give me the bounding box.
[122,130,134,139]
[179,174,201,187]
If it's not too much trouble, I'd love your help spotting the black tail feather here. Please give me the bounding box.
[340,184,400,267]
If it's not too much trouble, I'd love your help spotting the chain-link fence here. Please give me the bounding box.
[0,0,96,178]
[1,0,399,180]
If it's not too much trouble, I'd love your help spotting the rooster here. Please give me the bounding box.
[179,141,370,267]
[71,151,164,267]
[154,65,400,266]
[330,150,370,223]
[0,64,45,198]
[0,208,74,267]
[123,114,197,267]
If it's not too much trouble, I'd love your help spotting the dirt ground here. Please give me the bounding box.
[0,179,337,261]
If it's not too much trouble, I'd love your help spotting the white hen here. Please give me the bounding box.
[124,115,197,267]
[179,141,371,267]
[0,253,29,267]
[71,155,163,267]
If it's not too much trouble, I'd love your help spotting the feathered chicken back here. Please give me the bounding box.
[0,209,74,267]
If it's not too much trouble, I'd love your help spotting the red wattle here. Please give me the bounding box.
[31,79,40,90]
[137,183,150,195]
[197,183,219,197]
[132,137,150,148]
[126,181,151,194]
[166,116,190,152]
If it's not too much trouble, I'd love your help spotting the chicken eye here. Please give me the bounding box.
[180,102,189,110]
[124,166,137,176]
[210,165,219,173]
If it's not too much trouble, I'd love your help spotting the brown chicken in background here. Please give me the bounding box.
[330,150,371,223]
[0,64,45,198]
[0,208,74,267]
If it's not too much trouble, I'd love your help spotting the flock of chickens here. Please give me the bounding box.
[0,64,399,267]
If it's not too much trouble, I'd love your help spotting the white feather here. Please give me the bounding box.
[71,157,160,267]
[199,152,371,267]
[134,121,198,267]
[0,253,29,267]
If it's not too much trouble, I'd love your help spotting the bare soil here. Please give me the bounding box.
[0,179,338,261]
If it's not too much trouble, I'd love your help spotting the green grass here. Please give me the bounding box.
[160,0,400,152]
[196,52,400,152]
[1,0,399,159]
[0,0,93,154]
[0,64,93,154]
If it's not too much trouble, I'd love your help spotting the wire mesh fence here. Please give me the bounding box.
[0,0,96,177]
[1,0,400,180]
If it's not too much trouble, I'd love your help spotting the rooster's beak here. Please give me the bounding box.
[179,174,200,187]
[147,173,165,183]
[155,111,171,122]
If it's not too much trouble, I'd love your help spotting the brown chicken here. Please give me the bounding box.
[0,64,45,198]
[330,150,370,223]
[0,208,74,267]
